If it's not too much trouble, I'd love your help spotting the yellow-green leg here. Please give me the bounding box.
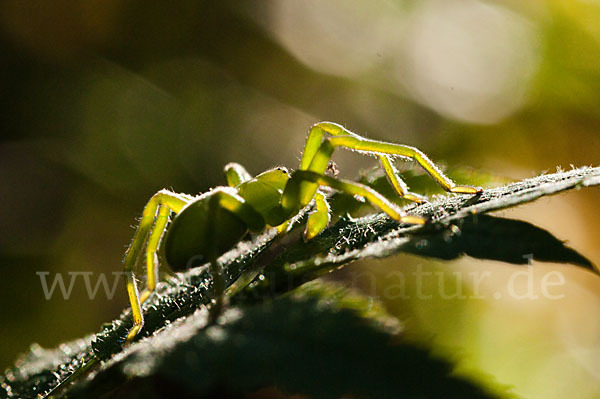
[301,124,423,203]
[299,122,481,204]
[139,205,170,304]
[276,190,330,238]
[379,155,427,204]
[282,170,425,238]
[224,162,253,187]
[305,191,331,239]
[124,189,190,342]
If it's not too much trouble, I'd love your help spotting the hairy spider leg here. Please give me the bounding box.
[123,189,190,342]
[282,170,425,239]
[300,123,425,203]
[138,191,195,302]
[378,155,427,203]
[276,189,330,238]
[305,191,331,239]
[139,205,170,304]
[125,187,265,342]
[299,122,481,202]
[224,162,253,187]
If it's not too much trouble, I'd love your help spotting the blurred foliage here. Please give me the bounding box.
[1,1,599,398]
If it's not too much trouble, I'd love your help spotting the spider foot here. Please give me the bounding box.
[403,192,428,204]
[125,323,143,343]
[400,215,427,225]
[450,185,483,194]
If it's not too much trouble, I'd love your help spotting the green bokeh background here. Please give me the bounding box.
[0,1,599,398]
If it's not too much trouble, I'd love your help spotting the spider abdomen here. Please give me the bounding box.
[164,195,248,271]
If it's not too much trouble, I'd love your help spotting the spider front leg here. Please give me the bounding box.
[299,122,482,203]
[224,162,253,187]
[305,191,331,239]
[123,189,190,342]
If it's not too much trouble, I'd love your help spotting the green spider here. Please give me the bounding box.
[123,122,482,342]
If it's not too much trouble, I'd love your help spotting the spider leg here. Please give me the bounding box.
[299,122,481,204]
[138,205,170,304]
[379,155,428,204]
[124,189,190,342]
[282,170,425,238]
[305,191,331,239]
[224,162,253,187]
